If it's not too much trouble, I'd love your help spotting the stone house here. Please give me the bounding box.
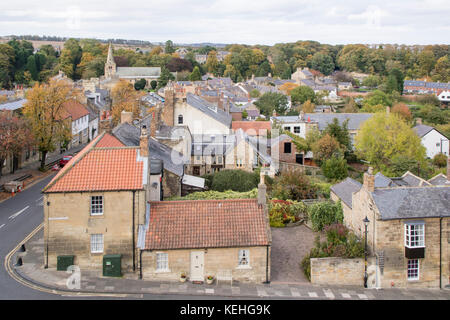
[42,130,162,273]
[60,99,91,149]
[413,122,449,159]
[330,167,450,288]
[137,179,272,284]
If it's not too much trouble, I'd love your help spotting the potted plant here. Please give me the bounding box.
[206,275,214,285]
[180,272,187,283]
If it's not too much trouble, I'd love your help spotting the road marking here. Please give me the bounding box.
[0,224,5,230]
[358,293,368,300]
[9,206,30,219]
[308,292,318,298]
[341,293,351,299]
[324,289,335,299]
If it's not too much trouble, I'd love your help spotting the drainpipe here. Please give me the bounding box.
[439,217,442,289]
[139,250,143,279]
[264,245,270,284]
[132,190,136,272]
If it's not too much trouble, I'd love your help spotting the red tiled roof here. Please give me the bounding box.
[231,121,271,136]
[61,100,90,121]
[96,133,125,147]
[44,132,144,193]
[144,199,270,250]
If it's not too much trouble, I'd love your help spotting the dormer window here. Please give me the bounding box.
[178,115,183,124]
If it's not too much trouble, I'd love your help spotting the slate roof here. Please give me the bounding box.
[43,133,145,193]
[186,93,232,127]
[330,178,362,208]
[371,187,450,220]
[116,67,161,78]
[428,173,450,186]
[404,80,450,90]
[413,124,435,137]
[143,199,270,250]
[0,99,27,111]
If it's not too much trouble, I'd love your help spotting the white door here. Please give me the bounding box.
[190,251,204,281]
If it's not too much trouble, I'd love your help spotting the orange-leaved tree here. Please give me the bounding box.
[111,80,144,125]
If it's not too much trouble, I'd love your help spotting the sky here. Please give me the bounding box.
[1,0,450,45]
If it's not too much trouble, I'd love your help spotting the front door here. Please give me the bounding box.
[193,166,200,176]
[190,251,204,282]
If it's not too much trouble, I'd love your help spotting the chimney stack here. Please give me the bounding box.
[140,125,149,157]
[257,172,267,208]
[363,167,375,192]
[121,110,133,124]
[99,111,112,134]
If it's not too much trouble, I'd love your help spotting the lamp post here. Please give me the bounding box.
[363,216,370,288]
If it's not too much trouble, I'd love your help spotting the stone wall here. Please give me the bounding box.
[141,246,270,284]
[310,257,364,286]
[44,190,146,274]
[162,169,181,198]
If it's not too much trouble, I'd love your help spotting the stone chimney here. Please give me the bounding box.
[161,88,175,126]
[363,167,375,192]
[140,125,149,157]
[150,109,160,138]
[121,110,133,124]
[416,118,422,125]
[258,172,267,208]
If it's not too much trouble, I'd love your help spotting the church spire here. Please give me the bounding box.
[107,42,114,64]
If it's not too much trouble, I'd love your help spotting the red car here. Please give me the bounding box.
[59,155,73,167]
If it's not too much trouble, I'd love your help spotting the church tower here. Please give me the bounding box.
[104,43,116,79]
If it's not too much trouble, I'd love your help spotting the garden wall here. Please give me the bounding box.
[310,257,364,286]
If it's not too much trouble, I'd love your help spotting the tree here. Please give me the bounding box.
[165,40,175,54]
[354,113,426,173]
[302,100,315,113]
[392,103,412,121]
[166,57,193,72]
[157,66,175,88]
[134,78,147,90]
[59,39,82,80]
[271,171,319,201]
[0,111,34,176]
[279,82,299,95]
[342,97,359,113]
[189,66,202,81]
[0,43,16,89]
[309,52,334,75]
[362,75,381,88]
[432,153,447,168]
[418,50,436,76]
[362,90,392,107]
[321,156,348,181]
[323,118,352,154]
[150,80,157,90]
[290,86,316,105]
[23,80,75,170]
[256,60,272,77]
[254,92,288,117]
[311,134,342,165]
[205,51,219,75]
[432,56,450,82]
[249,89,261,98]
[111,80,143,124]
[26,55,38,81]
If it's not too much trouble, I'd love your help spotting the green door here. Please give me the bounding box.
[103,254,122,277]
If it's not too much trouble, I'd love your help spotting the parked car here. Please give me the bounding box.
[59,155,73,167]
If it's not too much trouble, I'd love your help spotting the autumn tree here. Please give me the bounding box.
[111,80,143,124]
[354,113,426,174]
[205,51,219,75]
[302,100,315,113]
[59,39,82,80]
[0,111,34,176]
[392,103,412,121]
[23,80,75,170]
[342,97,359,113]
[311,134,343,165]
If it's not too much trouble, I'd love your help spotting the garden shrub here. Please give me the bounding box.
[300,225,365,280]
[308,201,343,232]
[209,169,259,192]
[321,156,348,181]
[268,199,308,227]
[170,188,258,200]
[270,171,319,201]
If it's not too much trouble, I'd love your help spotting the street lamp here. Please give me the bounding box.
[363,216,370,288]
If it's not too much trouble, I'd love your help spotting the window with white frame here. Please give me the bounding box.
[90,196,104,215]
[407,259,419,280]
[156,252,169,271]
[238,249,250,266]
[90,234,104,253]
[405,223,425,248]
[294,126,300,134]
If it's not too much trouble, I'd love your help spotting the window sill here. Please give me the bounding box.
[155,269,171,273]
[236,265,252,270]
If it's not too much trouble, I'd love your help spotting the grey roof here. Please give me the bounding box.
[330,178,362,209]
[186,93,232,127]
[404,80,450,90]
[413,124,435,138]
[400,172,431,187]
[274,113,373,131]
[150,159,163,175]
[372,187,450,220]
[374,172,394,188]
[428,173,450,186]
[0,99,27,111]
[112,122,185,176]
[116,67,161,78]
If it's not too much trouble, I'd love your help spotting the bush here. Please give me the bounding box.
[432,153,448,168]
[268,200,308,227]
[270,171,319,201]
[321,156,348,181]
[209,170,259,192]
[170,189,258,200]
[308,201,343,232]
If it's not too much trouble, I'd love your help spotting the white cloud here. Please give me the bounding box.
[0,0,449,45]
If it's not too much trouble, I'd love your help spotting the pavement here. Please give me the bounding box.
[9,225,450,300]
